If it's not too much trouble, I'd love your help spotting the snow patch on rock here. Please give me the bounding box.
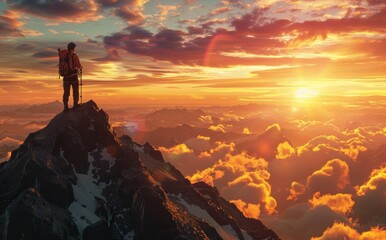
[68,148,115,238]
[242,230,254,240]
[172,194,238,240]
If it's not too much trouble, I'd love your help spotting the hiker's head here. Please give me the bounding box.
[67,42,76,51]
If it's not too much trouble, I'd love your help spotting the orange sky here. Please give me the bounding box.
[0,0,385,107]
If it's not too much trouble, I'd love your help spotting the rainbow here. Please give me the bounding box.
[203,33,234,66]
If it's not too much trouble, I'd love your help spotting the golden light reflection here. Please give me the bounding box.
[97,62,122,75]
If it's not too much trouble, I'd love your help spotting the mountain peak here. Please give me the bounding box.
[236,123,288,161]
[0,101,280,240]
[265,123,281,134]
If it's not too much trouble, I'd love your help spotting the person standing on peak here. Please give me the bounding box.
[62,42,82,111]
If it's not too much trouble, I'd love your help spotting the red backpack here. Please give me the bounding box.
[57,48,76,78]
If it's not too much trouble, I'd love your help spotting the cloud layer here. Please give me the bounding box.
[153,110,386,240]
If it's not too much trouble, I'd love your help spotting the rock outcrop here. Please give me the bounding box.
[0,100,280,240]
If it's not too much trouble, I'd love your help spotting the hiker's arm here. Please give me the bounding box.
[75,55,82,69]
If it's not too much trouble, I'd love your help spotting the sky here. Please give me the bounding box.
[0,1,386,238]
[0,0,385,107]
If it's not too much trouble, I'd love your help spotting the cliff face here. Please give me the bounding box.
[0,100,280,240]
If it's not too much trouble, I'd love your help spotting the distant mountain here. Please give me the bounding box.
[0,120,50,141]
[129,124,245,148]
[0,137,22,163]
[144,108,220,130]
[15,100,62,114]
[117,121,290,163]
[236,125,289,161]
[0,100,62,115]
[351,143,386,186]
[0,100,280,240]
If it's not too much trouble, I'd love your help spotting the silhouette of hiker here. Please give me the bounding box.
[63,42,82,111]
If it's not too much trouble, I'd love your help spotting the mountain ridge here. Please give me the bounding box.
[0,100,280,240]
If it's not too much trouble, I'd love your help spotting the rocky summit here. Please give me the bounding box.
[0,100,280,240]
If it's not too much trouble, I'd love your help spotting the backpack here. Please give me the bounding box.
[57,48,76,77]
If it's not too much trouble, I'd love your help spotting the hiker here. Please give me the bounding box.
[62,42,82,111]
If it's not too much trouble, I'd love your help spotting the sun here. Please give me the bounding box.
[294,88,318,99]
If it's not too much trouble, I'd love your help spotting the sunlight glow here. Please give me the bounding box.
[295,88,319,99]
[98,63,121,74]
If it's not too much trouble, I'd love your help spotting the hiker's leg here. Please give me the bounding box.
[63,80,70,109]
[72,78,79,107]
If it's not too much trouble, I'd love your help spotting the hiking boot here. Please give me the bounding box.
[73,103,80,109]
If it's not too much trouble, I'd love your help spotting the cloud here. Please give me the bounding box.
[311,223,386,240]
[192,168,225,187]
[220,113,245,122]
[310,222,360,240]
[309,192,354,214]
[100,5,386,69]
[306,159,350,194]
[102,22,279,66]
[208,124,226,133]
[0,137,22,163]
[197,135,210,141]
[297,134,368,161]
[22,29,43,36]
[230,199,260,219]
[276,141,296,159]
[157,137,234,176]
[354,166,386,225]
[187,26,205,35]
[6,0,103,23]
[0,10,24,38]
[95,0,123,8]
[287,8,386,44]
[242,127,251,134]
[103,27,206,65]
[31,50,58,59]
[366,0,386,5]
[277,126,386,203]
[93,0,149,23]
[0,137,22,146]
[157,4,178,22]
[261,203,352,240]
[115,6,144,23]
[189,152,277,217]
[230,7,268,31]
[183,135,211,153]
[197,141,235,159]
[287,181,305,201]
[151,29,186,49]
[158,143,194,173]
[356,166,386,196]
[128,108,385,240]
[210,7,231,15]
[223,171,277,215]
[290,120,341,144]
[48,29,58,34]
[158,143,193,154]
[96,0,149,9]
[15,43,36,50]
[342,126,386,150]
[360,227,386,239]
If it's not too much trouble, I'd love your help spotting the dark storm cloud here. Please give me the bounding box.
[115,6,144,23]
[0,10,23,38]
[32,50,57,59]
[5,0,102,22]
[15,43,36,50]
[101,6,386,67]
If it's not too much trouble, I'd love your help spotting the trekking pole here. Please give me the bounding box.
[57,48,61,79]
[80,69,83,104]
